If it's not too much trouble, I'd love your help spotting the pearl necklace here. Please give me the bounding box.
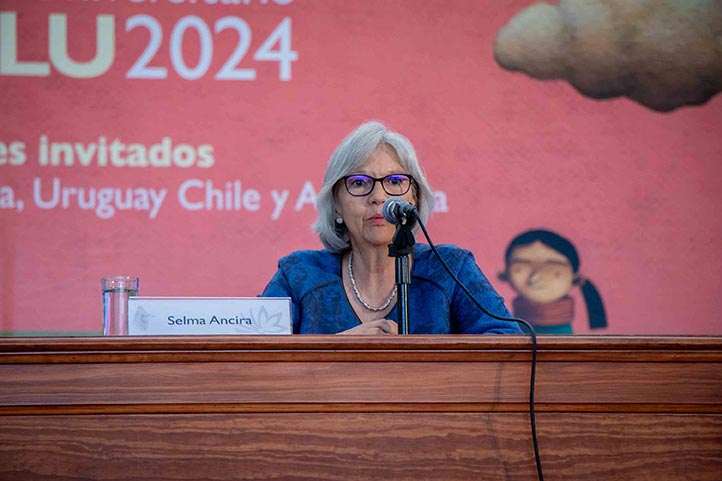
[347,252,397,312]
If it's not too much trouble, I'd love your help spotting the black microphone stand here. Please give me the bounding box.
[388,217,415,335]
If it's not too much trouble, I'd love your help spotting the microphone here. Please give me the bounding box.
[382,196,418,225]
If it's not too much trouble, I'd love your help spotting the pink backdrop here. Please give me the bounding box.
[1,0,720,335]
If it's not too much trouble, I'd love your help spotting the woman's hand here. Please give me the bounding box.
[337,319,398,335]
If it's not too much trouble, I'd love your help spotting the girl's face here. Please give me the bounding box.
[507,240,575,303]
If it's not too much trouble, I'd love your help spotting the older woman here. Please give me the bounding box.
[262,121,521,335]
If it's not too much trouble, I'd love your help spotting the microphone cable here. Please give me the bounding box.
[416,217,545,481]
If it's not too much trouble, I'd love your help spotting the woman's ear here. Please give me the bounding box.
[497,270,509,282]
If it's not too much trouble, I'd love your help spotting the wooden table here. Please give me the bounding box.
[1,335,720,480]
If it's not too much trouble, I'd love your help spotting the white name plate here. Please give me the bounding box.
[127,297,292,336]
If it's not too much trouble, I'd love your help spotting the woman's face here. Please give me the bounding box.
[507,240,574,303]
[335,146,416,252]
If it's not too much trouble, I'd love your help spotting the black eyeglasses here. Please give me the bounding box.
[341,174,414,197]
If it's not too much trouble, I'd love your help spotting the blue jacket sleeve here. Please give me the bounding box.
[260,265,301,334]
[451,250,523,334]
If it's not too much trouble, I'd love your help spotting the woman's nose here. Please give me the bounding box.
[368,182,388,204]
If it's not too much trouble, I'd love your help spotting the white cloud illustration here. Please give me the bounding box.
[494,0,722,112]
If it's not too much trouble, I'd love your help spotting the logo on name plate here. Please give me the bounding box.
[235,307,287,334]
[132,306,154,332]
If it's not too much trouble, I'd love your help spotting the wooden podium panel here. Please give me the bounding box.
[0,336,721,481]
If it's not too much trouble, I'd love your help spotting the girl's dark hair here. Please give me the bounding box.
[504,229,607,329]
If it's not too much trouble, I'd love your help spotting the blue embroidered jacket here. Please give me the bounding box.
[261,244,522,335]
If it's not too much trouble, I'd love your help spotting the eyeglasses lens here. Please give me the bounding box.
[383,174,410,195]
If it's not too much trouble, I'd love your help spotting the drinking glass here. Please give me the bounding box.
[102,276,139,336]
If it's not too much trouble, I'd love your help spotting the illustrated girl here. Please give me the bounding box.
[498,229,607,334]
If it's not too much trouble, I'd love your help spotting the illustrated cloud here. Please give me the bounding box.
[493,0,722,112]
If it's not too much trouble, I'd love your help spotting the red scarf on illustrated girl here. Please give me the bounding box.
[512,295,574,326]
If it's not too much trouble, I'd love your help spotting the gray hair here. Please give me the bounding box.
[313,121,435,253]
